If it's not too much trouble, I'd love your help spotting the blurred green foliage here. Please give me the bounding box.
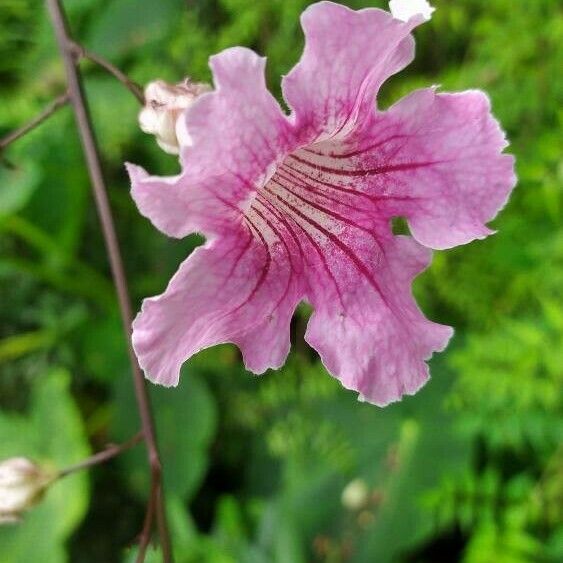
[0,0,561,561]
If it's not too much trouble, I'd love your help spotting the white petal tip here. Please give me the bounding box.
[389,0,435,22]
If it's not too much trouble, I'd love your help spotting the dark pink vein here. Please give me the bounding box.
[263,186,389,308]
[222,226,254,282]
[270,176,381,248]
[255,194,307,274]
[280,162,420,206]
[302,133,410,160]
[275,168,369,214]
[288,152,445,177]
[229,215,272,315]
[256,194,344,309]
[251,204,295,310]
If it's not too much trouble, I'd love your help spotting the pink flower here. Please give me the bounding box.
[127,1,516,406]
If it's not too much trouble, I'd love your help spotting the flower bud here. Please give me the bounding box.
[389,0,435,22]
[139,79,211,155]
[0,457,55,524]
[341,478,369,511]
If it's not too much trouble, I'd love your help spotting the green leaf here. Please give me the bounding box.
[86,0,184,59]
[79,313,129,383]
[0,162,41,220]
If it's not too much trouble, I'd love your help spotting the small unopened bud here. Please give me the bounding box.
[341,478,369,511]
[0,457,55,524]
[139,78,211,155]
[389,0,435,22]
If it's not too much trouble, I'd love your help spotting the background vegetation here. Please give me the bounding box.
[0,0,561,561]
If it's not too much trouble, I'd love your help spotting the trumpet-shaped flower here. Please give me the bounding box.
[127,1,516,406]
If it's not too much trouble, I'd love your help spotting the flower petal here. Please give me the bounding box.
[127,163,245,239]
[304,235,453,406]
[128,47,294,239]
[252,151,451,405]
[302,88,517,250]
[349,88,517,249]
[180,47,293,177]
[132,225,304,386]
[282,1,422,142]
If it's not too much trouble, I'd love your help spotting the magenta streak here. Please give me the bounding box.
[256,193,344,307]
[270,176,382,250]
[211,188,243,215]
[280,163,381,205]
[282,162,421,216]
[222,225,254,282]
[275,168,369,214]
[298,225,346,309]
[254,196,303,269]
[274,169,379,230]
[263,186,388,308]
[302,133,410,160]
[251,202,294,266]
[251,203,295,310]
[288,152,444,177]
[228,215,272,315]
[248,195,351,311]
[255,194,308,271]
[190,228,258,334]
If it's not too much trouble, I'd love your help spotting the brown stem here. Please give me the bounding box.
[59,432,143,478]
[45,1,172,561]
[69,41,145,104]
[0,46,142,157]
[137,477,158,562]
[155,483,172,562]
[0,92,70,151]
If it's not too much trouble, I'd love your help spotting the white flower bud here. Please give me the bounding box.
[139,79,211,155]
[341,478,369,511]
[389,0,435,22]
[0,457,54,524]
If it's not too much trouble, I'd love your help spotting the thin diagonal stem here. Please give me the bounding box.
[0,92,69,150]
[0,44,142,156]
[59,432,144,478]
[69,40,145,104]
[45,0,171,560]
